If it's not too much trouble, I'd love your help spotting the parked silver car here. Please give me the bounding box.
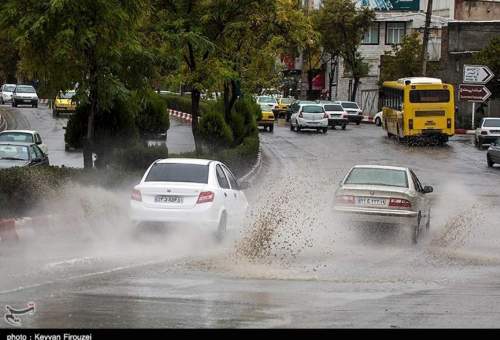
[0,84,16,104]
[487,137,500,168]
[334,165,433,244]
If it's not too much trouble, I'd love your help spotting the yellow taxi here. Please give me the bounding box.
[53,90,77,116]
[258,104,275,132]
[274,97,293,118]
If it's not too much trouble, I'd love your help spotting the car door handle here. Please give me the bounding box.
[224,192,227,197]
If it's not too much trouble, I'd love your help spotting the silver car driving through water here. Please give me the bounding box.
[334,165,433,244]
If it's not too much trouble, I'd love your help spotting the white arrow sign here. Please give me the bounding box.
[463,65,495,84]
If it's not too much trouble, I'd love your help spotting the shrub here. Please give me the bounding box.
[0,166,140,219]
[108,143,169,172]
[135,91,170,138]
[198,111,234,153]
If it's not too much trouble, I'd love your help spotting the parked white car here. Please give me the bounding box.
[290,103,329,133]
[0,84,16,104]
[336,101,363,125]
[12,85,39,108]
[130,158,249,240]
[0,130,48,155]
[334,165,433,244]
[475,117,500,148]
[374,111,383,127]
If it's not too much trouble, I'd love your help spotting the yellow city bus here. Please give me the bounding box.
[382,77,455,144]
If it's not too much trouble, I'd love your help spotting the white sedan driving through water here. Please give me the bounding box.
[334,165,433,244]
[130,158,249,240]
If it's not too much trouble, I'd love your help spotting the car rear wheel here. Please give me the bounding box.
[356,121,360,125]
[375,117,381,126]
[297,126,301,132]
[12,101,16,107]
[322,127,328,134]
[290,124,295,131]
[0,97,4,104]
[425,210,431,232]
[342,124,346,130]
[269,124,274,133]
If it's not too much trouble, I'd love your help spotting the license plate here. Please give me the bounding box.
[155,195,183,204]
[356,197,387,206]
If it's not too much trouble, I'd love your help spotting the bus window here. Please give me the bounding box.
[410,90,450,103]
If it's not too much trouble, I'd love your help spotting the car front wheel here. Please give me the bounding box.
[375,117,381,126]
[322,127,328,134]
[487,156,494,167]
[412,212,422,245]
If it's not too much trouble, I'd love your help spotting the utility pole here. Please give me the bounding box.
[421,0,433,76]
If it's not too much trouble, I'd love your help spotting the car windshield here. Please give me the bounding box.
[260,104,271,112]
[302,105,324,113]
[259,97,277,104]
[145,163,209,183]
[59,91,75,99]
[324,104,344,111]
[340,102,359,109]
[16,86,36,93]
[344,168,408,188]
[0,145,30,161]
[483,119,500,128]
[280,98,293,104]
[0,132,34,143]
[4,85,16,92]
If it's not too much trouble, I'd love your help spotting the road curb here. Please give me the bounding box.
[168,109,193,123]
[238,143,263,185]
[0,214,66,243]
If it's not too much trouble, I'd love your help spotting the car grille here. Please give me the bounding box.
[491,130,500,134]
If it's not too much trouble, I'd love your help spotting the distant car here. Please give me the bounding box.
[0,84,16,104]
[256,96,278,110]
[286,100,317,122]
[334,165,433,244]
[290,103,328,133]
[0,142,49,169]
[374,111,383,127]
[53,90,77,116]
[274,97,293,118]
[475,117,500,148]
[336,101,363,125]
[319,102,348,130]
[487,137,500,167]
[0,130,48,155]
[258,104,275,132]
[130,158,249,240]
[12,85,39,108]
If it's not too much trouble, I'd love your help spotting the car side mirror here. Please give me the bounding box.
[423,186,433,194]
[31,158,42,164]
[239,181,250,190]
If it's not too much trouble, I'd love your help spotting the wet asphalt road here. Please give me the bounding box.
[1,112,500,328]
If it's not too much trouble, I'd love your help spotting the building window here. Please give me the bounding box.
[362,23,380,45]
[386,22,406,45]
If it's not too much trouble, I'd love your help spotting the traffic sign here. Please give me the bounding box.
[463,65,495,84]
[459,84,492,102]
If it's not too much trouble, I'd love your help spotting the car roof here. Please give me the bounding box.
[2,84,16,87]
[0,141,36,146]
[352,164,409,172]
[483,117,500,120]
[155,158,213,165]
[336,101,359,104]
[0,130,37,134]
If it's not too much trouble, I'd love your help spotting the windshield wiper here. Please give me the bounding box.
[0,157,26,161]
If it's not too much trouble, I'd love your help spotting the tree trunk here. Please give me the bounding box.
[191,89,202,154]
[83,68,98,169]
[351,77,360,102]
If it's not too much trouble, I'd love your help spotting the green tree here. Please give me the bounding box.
[380,33,424,84]
[473,36,500,98]
[0,34,18,84]
[316,0,375,101]
[0,0,151,168]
